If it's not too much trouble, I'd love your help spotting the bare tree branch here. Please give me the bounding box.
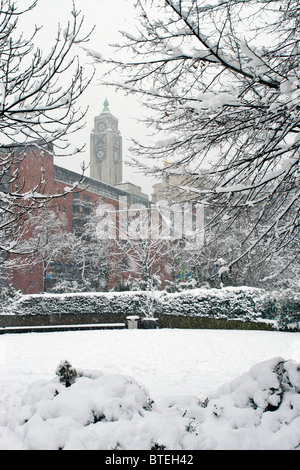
[89,0,300,280]
[0,0,95,252]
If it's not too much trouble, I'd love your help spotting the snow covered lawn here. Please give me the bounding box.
[0,328,300,450]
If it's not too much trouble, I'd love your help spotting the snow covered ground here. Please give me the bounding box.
[0,328,300,450]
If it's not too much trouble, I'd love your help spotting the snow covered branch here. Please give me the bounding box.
[0,0,93,251]
[90,0,300,277]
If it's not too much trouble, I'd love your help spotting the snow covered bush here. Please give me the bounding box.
[56,360,78,388]
[2,357,300,450]
[0,286,21,313]
[11,364,155,450]
[10,291,147,317]
[52,280,92,294]
[112,275,162,292]
[272,291,300,332]
[3,286,299,331]
[200,357,300,450]
[155,286,264,320]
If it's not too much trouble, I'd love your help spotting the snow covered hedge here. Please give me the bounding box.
[2,357,300,450]
[2,286,300,331]
[266,290,300,332]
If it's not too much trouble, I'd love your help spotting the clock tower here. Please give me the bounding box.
[90,99,123,186]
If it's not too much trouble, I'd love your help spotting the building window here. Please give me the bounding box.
[57,204,60,212]
[29,281,34,288]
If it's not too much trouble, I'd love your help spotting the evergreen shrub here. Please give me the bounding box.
[2,287,299,331]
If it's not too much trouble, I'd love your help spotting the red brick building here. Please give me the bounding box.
[5,143,137,294]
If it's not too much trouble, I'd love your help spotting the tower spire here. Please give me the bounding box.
[101,97,110,114]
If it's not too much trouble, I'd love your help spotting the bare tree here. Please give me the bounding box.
[71,208,112,291]
[0,0,94,251]
[112,205,188,289]
[9,209,76,292]
[91,0,300,280]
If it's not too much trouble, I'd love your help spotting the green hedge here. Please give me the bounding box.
[1,287,299,331]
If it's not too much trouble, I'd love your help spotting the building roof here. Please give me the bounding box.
[53,165,128,202]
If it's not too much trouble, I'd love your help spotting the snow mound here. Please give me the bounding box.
[200,357,300,449]
[1,357,300,450]
[12,369,154,450]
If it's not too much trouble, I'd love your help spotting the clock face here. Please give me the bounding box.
[97,121,106,132]
[96,149,105,160]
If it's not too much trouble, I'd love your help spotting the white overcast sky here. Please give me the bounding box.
[23,0,157,195]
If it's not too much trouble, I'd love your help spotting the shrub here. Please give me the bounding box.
[7,286,300,331]
[56,360,78,388]
[0,285,22,313]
